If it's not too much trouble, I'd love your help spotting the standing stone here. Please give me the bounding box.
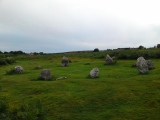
[40,69,51,80]
[106,54,114,64]
[112,56,116,60]
[14,66,24,73]
[146,60,155,70]
[90,67,99,78]
[136,57,149,74]
[61,56,69,66]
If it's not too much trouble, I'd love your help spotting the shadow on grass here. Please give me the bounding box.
[138,72,150,75]
[30,76,68,81]
[103,63,117,66]
[56,65,70,67]
[32,66,43,70]
[86,75,100,79]
[30,76,56,81]
[84,62,91,65]
[5,70,30,76]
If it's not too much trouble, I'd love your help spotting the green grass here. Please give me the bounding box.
[0,57,160,119]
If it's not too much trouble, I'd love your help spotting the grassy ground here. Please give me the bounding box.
[0,57,160,119]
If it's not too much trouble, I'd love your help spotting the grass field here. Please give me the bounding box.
[0,56,160,119]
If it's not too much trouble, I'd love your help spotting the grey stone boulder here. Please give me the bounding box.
[136,57,149,74]
[61,56,69,66]
[90,67,99,78]
[146,60,155,70]
[14,66,24,73]
[112,56,116,60]
[40,69,51,80]
[106,54,114,64]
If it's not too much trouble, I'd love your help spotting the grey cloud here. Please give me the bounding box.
[0,0,160,53]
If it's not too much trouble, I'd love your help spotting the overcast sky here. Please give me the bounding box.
[0,0,160,53]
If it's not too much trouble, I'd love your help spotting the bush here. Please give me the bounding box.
[5,57,16,64]
[156,51,160,58]
[0,57,16,65]
[117,53,129,59]
[0,59,7,65]
[138,45,145,49]
[93,48,99,52]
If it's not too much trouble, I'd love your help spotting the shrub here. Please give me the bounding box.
[138,45,145,49]
[117,53,129,59]
[5,57,16,64]
[0,59,7,65]
[156,51,160,58]
[129,52,140,59]
[93,48,99,52]
[0,57,16,65]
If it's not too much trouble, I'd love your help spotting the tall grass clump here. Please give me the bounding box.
[0,99,10,120]
[0,99,13,119]
[10,100,47,120]
[0,99,47,120]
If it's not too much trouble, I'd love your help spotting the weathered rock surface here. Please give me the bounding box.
[40,69,51,80]
[112,56,116,60]
[146,60,155,70]
[90,67,99,78]
[14,66,24,73]
[136,57,149,74]
[106,55,114,64]
[61,56,69,66]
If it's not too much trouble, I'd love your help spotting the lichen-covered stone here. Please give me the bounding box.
[14,66,24,74]
[146,60,155,70]
[40,69,51,80]
[61,56,69,66]
[90,68,99,78]
[136,57,149,74]
[106,55,114,64]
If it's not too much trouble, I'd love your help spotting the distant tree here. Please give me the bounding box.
[138,45,145,49]
[157,44,160,48]
[9,51,25,54]
[93,48,99,52]
[124,48,130,50]
[4,51,9,54]
[33,52,38,55]
[39,52,44,55]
